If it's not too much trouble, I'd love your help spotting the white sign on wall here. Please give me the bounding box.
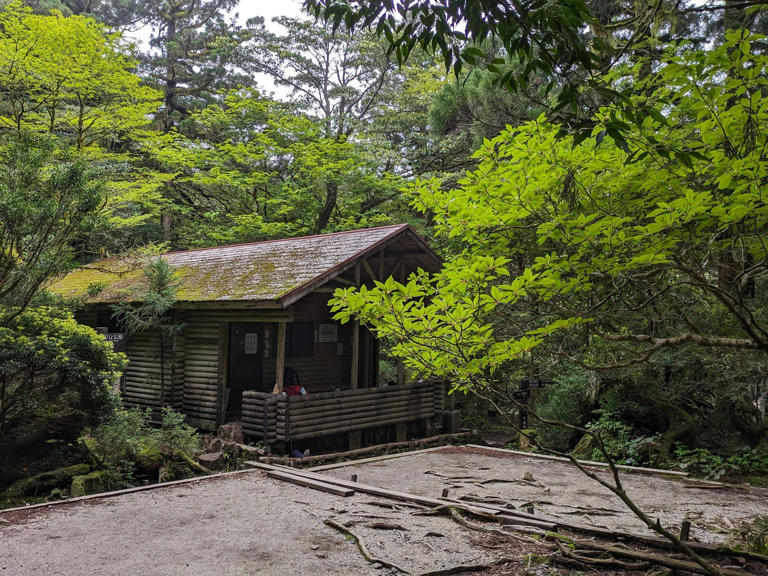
[244,333,259,355]
[318,323,338,343]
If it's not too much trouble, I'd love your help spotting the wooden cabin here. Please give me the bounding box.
[49,224,447,447]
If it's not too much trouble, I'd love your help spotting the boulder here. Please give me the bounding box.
[69,471,104,498]
[1,463,90,501]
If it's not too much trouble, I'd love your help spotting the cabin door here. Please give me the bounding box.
[226,323,264,419]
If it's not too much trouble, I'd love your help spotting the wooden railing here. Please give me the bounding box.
[241,381,442,442]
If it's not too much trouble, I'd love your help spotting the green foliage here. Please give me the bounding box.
[91,406,201,484]
[111,258,180,339]
[331,33,768,394]
[0,1,160,147]
[305,0,597,115]
[151,89,410,245]
[0,306,125,438]
[535,365,594,452]
[0,132,105,313]
[673,444,768,481]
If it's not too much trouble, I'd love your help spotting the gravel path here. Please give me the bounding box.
[0,469,499,576]
[321,445,768,544]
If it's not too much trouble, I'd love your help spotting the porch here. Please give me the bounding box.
[241,380,445,444]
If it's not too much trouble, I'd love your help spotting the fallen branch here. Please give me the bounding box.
[578,542,752,576]
[417,557,515,576]
[179,452,212,475]
[323,518,409,574]
[447,508,534,544]
[554,541,650,570]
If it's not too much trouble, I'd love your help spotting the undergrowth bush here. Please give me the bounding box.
[90,406,201,485]
[673,444,768,481]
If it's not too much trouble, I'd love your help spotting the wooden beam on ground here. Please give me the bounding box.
[465,445,690,477]
[266,470,355,497]
[248,461,557,531]
[272,321,286,395]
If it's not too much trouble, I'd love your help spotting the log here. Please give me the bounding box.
[278,399,433,426]
[257,433,472,466]
[267,470,354,497]
[276,392,434,415]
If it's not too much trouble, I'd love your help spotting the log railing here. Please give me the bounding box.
[241,381,442,442]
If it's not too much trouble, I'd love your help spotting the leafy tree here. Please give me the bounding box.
[0,132,105,318]
[0,305,124,439]
[135,0,258,132]
[330,35,768,572]
[333,33,768,387]
[0,1,160,148]
[151,89,410,245]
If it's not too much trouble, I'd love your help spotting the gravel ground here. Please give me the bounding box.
[321,445,768,545]
[0,470,501,576]
[2,446,766,576]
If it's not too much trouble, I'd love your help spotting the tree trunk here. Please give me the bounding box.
[315,181,338,233]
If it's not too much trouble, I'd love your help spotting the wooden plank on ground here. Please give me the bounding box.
[266,470,355,497]
[249,461,559,531]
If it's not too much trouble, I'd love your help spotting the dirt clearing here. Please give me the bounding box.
[2,445,767,575]
[320,445,768,545]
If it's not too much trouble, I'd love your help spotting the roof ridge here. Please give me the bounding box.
[161,223,409,257]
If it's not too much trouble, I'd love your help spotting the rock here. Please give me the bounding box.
[0,463,90,501]
[372,562,383,569]
[217,423,244,444]
[197,452,224,470]
[310,545,319,551]
[522,471,535,482]
[70,472,105,498]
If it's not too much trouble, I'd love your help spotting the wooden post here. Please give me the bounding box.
[348,430,361,450]
[396,422,407,442]
[396,263,405,386]
[361,327,370,388]
[351,264,360,389]
[680,520,691,541]
[272,321,286,395]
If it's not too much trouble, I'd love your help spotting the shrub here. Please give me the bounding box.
[90,406,201,484]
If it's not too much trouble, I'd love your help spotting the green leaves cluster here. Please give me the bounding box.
[331,33,768,392]
[0,305,125,436]
[152,89,407,245]
[0,1,160,148]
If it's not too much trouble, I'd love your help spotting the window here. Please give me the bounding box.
[287,321,314,356]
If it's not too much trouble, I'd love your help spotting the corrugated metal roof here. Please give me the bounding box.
[48,224,435,306]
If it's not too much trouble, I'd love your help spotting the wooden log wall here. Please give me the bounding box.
[123,330,180,417]
[262,293,353,392]
[275,381,438,441]
[241,391,278,442]
[182,313,221,431]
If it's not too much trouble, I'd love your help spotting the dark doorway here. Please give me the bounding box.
[226,323,264,419]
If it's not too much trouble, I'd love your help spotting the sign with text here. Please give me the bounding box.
[104,332,126,352]
[245,333,259,355]
[318,323,338,343]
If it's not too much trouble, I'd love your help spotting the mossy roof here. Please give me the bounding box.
[48,224,436,306]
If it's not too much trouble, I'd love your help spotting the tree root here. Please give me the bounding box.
[417,558,515,576]
[323,518,410,574]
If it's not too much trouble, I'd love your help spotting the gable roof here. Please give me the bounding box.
[48,224,441,307]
